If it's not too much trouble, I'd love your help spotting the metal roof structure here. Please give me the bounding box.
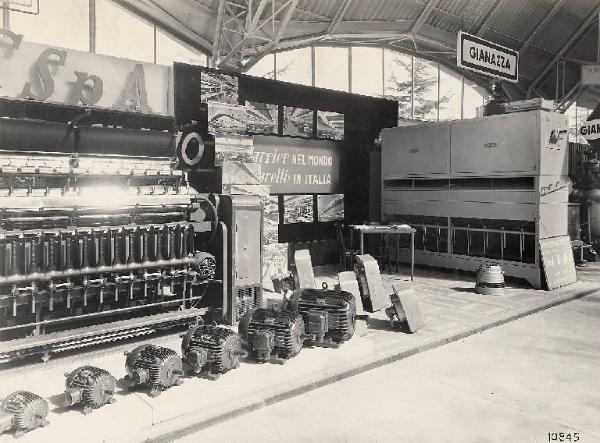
[117,0,600,106]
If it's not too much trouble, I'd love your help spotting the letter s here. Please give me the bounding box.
[21,48,67,100]
[469,47,477,59]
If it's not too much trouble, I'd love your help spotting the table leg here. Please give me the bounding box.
[396,234,399,273]
[410,232,415,282]
[360,232,364,255]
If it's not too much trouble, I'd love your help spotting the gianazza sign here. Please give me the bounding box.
[0,30,173,115]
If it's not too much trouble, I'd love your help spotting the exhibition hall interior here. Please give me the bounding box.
[0,0,599,441]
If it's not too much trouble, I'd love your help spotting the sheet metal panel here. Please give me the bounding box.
[381,124,451,177]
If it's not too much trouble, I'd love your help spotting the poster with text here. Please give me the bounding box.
[246,101,278,134]
[283,107,314,137]
[317,194,344,222]
[283,195,314,224]
[201,71,239,104]
[316,110,344,140]
[252,135,342,194]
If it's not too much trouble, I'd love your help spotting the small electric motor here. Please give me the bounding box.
[124,344,183,397]
[64,366,116,414]
[238,307,306,363]
[284,286,356,347]
[0,391,49,438]
[475,263,506,295]
[181,324,246,379]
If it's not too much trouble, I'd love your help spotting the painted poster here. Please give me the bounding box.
[283,107,314,137]
[208,102,247,135]
[246,101,278,134]
[214,134,254,165]
[283,195,314,224]
[317,194,344,222]
[201,70,239,104]
[317,110,344,140]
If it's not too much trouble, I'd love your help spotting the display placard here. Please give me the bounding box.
[457,31,518,82]
[539,236,577,290]
[579,118,600,141]
[252,135,342,194]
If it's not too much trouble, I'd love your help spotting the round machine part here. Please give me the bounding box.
[64,366,116,414]
[181,324,246,379]
[238,308,306,362]
[0,391,49,437]
[475,263,506,295]
[124,344,183,397]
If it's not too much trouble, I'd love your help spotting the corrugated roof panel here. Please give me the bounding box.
[484,0,555,44]
[561,0,599,20]
[529,13,581,54]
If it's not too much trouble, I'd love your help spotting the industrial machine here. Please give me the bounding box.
[238,307,306,363]
[0,98,262,363]
[124,344,183,397]
[63,366,116,414]
[381,110,571,289]
[0,391,49,437]
[284,287,356,347]
[181,323,246,379]
[384,283,424,333]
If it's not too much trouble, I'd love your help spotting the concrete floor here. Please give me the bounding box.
[177,289,600,443]
[0,264,597,442]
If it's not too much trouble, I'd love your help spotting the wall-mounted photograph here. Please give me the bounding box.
[208,102,248,135]
[263,195,280,245]
[317,194,345,222]
[316,110,344,140]
[246,101,278,134]
[283,194,314,224]
[283,107,314,137]
[201,70,239,104]
[214,134,254,165]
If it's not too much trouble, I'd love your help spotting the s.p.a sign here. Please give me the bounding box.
[457,31,518,83]
[0,31,172,115]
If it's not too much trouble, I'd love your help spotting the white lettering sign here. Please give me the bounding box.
[457,31,518,82]
[579,119,600,141]
[0,40,172,115]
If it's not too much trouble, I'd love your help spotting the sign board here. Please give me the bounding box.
[252,135,342,194]
[581,65,600,85]
[539,236,577,290]
[0,38,172,115]
[457,31,518,82]
[579,118,600,141]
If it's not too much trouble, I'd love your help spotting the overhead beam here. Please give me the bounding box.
[476,0,502,36]
[115,0,213,53]
[519,0,567,55]
[527,3,600,97]
[211,0,226,65]
[411,0,437,35]
[327,0,353,36]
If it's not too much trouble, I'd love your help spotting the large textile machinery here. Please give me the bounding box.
[0,99,261,362]
[381,109,570,289]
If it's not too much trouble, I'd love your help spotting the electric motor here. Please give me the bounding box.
[63,366,116,414]
[475,263,506,295]
[238,307,306,363]
[181,324,246,379]
[284,287,356,347]
[124,344,183,397]
[0,391,49,437]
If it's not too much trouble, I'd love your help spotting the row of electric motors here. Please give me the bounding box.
[0,286,356,438]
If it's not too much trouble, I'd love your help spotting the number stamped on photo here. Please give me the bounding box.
[548,432,580,442]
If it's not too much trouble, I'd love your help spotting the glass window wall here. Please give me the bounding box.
[315,46,348,92]
[351,47,383,97]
